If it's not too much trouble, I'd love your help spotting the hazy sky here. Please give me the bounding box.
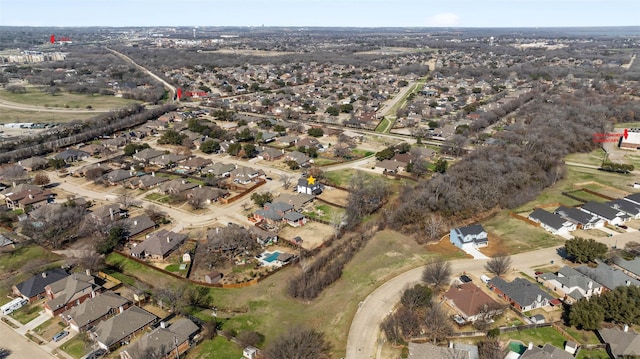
[1,0,638,27]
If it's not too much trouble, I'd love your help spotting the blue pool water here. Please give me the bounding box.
[264,251,282,263]
[509,341,526,354]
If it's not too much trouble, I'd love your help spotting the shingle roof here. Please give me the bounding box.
[520,343,574,359]
[64,291,129,328]
[408,342,471,359]
[284,211,305,222]
[575,261,640,290]
[123,214,156,237]
[130,229,187,258]
[46,273,97,311]
[93,306,157,347]
[489,277,553,308]
[454,224,486,237]
[529,209,567,230]
[15,269,69,298]
[581,201,623,221]
[598,327,640,357]
[554,206,600,225]
[444,282,500,318]
[614,257,640,278]
[120,318,199,359]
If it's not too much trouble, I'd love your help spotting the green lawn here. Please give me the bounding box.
[313,157,340,166]
[375,117,391,133]
[0,108,96,124]
[482,212,565,254]
[187,336,243,359]
[0,244,62,272]
[500,327,567,348]
[305,204,345,222]
[563,327,600,345]
[10,301,43,325]
[576,348,610,359]
[59,335,88,359]
[565,149,607,167]
[351,149,375,158]
[0,88,139,110]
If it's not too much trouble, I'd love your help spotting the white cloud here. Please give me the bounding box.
[426,13,461,27]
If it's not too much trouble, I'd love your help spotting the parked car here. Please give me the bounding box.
[52,330,69,342]
[535,271,543,276]
[459,275,472,283]
[85,349,106,359]
[617,225,628,229]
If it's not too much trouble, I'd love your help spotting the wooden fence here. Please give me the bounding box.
[509,212,540,227]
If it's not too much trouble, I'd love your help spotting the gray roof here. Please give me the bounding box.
[202,162,236,176]
[103,169,135,183]
[265,202,293,213]
[598,327,640,357]
[581,201,625,221]
[614,257,640,277]
[255,208,283,221]
[408,342,471,359]
[124,214,156,237]
[276,193,315,210]
[539,266,602,295]
[131,229,187,258]
[286,151,310,165]
[608,199,640,216]
[489,277,553,308]
[0,234,14,247]
[529,209,567,231]
[128,174,169,188]
[454,224,486,237]
[91,204,123,220]
[120,318,199,358]
[46,274,97,311]
[15,269,69,298]
[520,343,574,359]
[575,261,640,290]
[284,211,305,222]
[625,192,640,205]
[133,148,164,161]
[93,306,157,347]
[64,291,129,328]
[554,206,600,226]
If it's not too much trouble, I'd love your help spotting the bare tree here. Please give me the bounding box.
[264,328,331,359]
[422,258,452,290]
[144,205,166,223]
[485,253,512,277]
[116,189,137,209]
[33,173,50,186]
[478,338,503,359]
[330,211,346,240]
[423,214,444,242]
[381,313,402,345]
[237,330,264,348]
[423,303,453,344]
[77,252,106,272]
[188,195,207,210]
[280,175,292,190]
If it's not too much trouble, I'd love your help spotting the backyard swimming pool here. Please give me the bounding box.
[263,251,282,263]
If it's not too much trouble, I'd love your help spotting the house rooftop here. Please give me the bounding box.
[15,269,69,299]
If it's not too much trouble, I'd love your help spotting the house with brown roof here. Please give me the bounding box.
[186,187,229,204]
[123,214,157,239]
[444,282,502,322]
[17,156,48,171]
[90,204,126,223]
[62,291,131,332]
[103,169,136,186]
[159,179,199,195]
[179,157,213,171]
[92,306,157,351]
[5,188,54,210]
[130,229,187,260]
[125,173,169,190]
[256,146,285,161]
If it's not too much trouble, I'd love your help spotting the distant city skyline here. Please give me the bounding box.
[1,0,638,28]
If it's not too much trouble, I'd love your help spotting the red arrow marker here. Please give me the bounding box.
[624,128,629,140]
[50,34,55,44]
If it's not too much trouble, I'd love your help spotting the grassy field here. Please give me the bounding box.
[374,117,391,133]
[186,336,243,359]
[565,149,607,167]
[0,244,62,273]
[500,326,567,348]
[305,204,345,222]
[0,88,139,110]
[576,348,610,359]
[482,212,565,254]
[0,108,96,123]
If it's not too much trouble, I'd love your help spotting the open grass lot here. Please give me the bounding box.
[0,88,140,110]
[59,335,88,359]
[565,189,608,203]
[482,212,565,254]
[562,327,600,345]
[375,117,391,133]
[313,157,340,166]
[0,108,96,123]
[186,336,243,359]
[304,203,345,222]
[323,168,415,192]
[565,149,607,167]
[576,348,610,359]
[0,244,62,273]
[500,326,567,348]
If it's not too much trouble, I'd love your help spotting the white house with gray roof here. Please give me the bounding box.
[575,261,640,291]
[554,206,604,230]
[450,224,488,251]
[580,201,630,225]
[528,209,576,235]
[608,199,640,219]
[537,266,602,304]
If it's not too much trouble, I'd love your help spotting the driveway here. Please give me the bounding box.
[462,246,489,259]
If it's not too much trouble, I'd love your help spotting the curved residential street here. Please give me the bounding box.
[345,232,640,359]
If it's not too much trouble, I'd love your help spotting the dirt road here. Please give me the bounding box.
[345,232,640,359]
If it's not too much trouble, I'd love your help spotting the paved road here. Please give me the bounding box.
[0,320,56,358]
[345,232,640,359]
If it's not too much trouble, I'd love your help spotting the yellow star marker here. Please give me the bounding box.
[307,175,316,185]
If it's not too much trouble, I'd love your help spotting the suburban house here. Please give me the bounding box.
[575,261,640,291]
[254,202,295,225]
[149,153,187,168]
[554,206,604,230]
[5,188,54,210]
[519,343,574,359]
[536,266,603,304]
[230,166,261,185]
[62,291,131,332]
[79,143,106,156]
[186,187,229,204]
[489,277,555,312]
[284,151,311,167]
[12,269,69,303]
[297,177,323,195]
[444,282,502,322]
[277,135,299,147]
[92,306,157,351]
[202,163,235,177]
[90,204,126,223]
[159,179,199,195]
[259,131,279,143]
[528,208,577,235]
[296,137,322,150]
[125,173,169,190]
[276,193,315,211]
[284,211,307,227]
[611,257,640,280]
[119,318,200,359]
[625,193,640,206]
[44,272,101,317]
[18,156,48,171]
[130,229,188,260]
[103,170,136,186]
[256,146,285,161]
[607,199,640,220]
[123,214,157,239]
[132,148,165,163]
[250,226,278,246]
[597,327,640,358]
[376,159,404,173]
[0,183,41,201]
[580,201,630,226]
[449,224,488,251]
[74,163,111,178]
[179,157,213,172]
[53,149,90,163]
